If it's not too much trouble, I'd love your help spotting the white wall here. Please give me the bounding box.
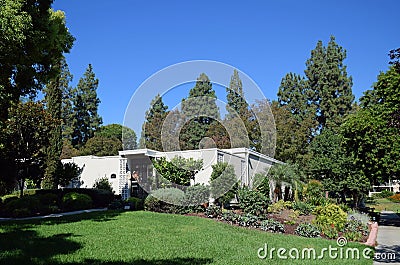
[62,156,121,194]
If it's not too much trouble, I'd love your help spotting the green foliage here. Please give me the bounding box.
[302,180,325,205]
[295,223,321,238]
[205,205,222,218]
[4,101,57,196]
[238,213,259,228]
[221,211,241,224]
[57,162,83,187]
[152,156,203,186]
[144,195,162,212]
[180,73,220,150]
[140,94,168,150]
[210,163,238,206]
[313,203,347,232]
[2,195,41,218]
[292,201,315,215]
[150,188,185,205]
[79,135,121,156]
[93,177,114,193]
[373,190,394,198]
[125,197,144,210]
[71,64,102,148]
[237,187,269,216]
[0,0,74,122]
[253,172,270,198]
[343,218,369,240]
[184,184,210,206]
[62,192,92,211]
[95,124,137,150]
[268,200,293,213]
[260,219,285,233]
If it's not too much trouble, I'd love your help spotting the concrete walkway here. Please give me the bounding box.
[374,211,400,264]
[0,208,107,222]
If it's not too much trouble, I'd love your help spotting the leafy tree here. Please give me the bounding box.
[271,101,313,166]
[60,139,79,159]
[0,0,74,122]
[96,124,137,150]
[209,162,238,206]
[93,177,113,193]
[4,101,57,196]
[71,64,102,148]
[140,94,168,150]
[152,156,203,186]
[57,162,83,187]
[180,73,220,150]
[305,36,354,131]
[79,136,122,156]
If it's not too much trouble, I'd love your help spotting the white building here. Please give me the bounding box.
[62,148,283,200]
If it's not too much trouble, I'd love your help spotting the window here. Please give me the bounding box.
[217,153,224,163]
[110,173,116,179]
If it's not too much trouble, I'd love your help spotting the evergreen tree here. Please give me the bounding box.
[180,73,220,150]
[71,64,102,147]
[59,60,74,141]
[305,36,354,131]
[42,59,65,188]
[140,94,168,150]
[226,69,248,118]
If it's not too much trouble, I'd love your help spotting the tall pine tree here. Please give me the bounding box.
[305,36,354,131]
[180,73,220,150]
[42,58,67,188]
[140,94,168,150]
[71,64,102,148]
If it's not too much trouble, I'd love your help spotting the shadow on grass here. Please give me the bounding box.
[0,229,82,265]
[0,210,124,230]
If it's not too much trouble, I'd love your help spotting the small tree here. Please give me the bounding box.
[57,162,83,187]
[93,177,113,193]
[210,162,238,206]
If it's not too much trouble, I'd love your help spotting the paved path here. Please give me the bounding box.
[374,211,400,264]
[0,208,107,222]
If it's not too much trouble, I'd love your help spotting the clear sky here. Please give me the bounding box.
[53,0,399,135]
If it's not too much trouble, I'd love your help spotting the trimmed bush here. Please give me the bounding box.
[184,184,210,206]
[313,203,347,231]
[237,187,269,216]
[62,192,92,211]
[151,188,185,205]
[295,223,321,238]
[268,200,293,213]
[3,195,42,218]
[260,219,285,233]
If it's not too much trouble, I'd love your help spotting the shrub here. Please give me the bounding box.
[238,213,259,228]
[292,201,314,215]
[93,177,114,193]
[302,180,325,205]
[62,192,92,211]
[260,219,285,233]
[295,223,321,238]
[125,197,144,210]
[313,203,347,231]
[347,212,370,225]
[38,193,58,206]
[318,223,339,239]
[388,193,400,202]
[151,188,185,205]
[221,211,241,224]
[343,218,369,237]
[205,205,222,218]
[2,195,19,204]
[144,195,162,212]
[268,200,293,213]
[108,199,124,210]
[184,184,210,206]
[210,163,238,206]
[237,187,269,216]
[3,195,42,218]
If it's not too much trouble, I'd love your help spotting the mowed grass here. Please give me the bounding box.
[0,211,373,265]
[366,198,400,213]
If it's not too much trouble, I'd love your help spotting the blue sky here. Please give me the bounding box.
[53,0,399,135]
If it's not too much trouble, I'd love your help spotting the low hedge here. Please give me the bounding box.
[62,192,93,211]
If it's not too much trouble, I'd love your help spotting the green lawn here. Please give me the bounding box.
[366,198,400,213]
[0,211,373,265]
